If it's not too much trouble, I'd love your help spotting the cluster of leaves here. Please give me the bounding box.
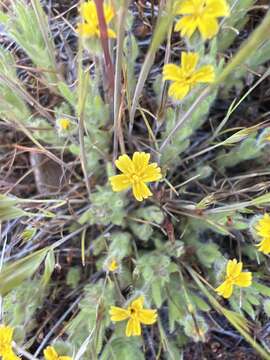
[1,0,270,359]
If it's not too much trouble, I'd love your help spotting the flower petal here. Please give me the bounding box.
[115,154,134,175]
[0,326,13,344]
[132,182,152,202]
[168,82,190,100]
[175,16,198,38]
[175,0,198,14]
[192,65,215,83]
[163,64,184,82]
[44,346,58,360]
[181,52,199,73]
[256,237,270,254]
[138,309,157,325]
[3,350,20,360]
[142,163,162,183]
[125,318,141,336]
[132,152,150,172]
[80,2,97,24]
[109,306,130,322]
[205,0,230,17]
[109,174,131,192]
[234,272,252,288]
[226,259,242,277]
[197,16,219,39]
[215,280,233,299]
[104,4,115,24]
[59,357,72,360]
[77,23,97,37]
[131,296,144,310]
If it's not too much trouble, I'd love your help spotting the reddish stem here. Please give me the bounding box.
[94,0,115,96]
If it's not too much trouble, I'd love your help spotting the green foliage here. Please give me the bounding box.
[0,47,30,123]
[3,279,47,344]
[218,0,255,51]
[136,253,177,307]
[67,281,114,357]
[0,195,29,221]
[6,0,58,85]
[100,337,144,360]
[182,314,208,342]
[2,1,270,359]
[78,186,127,226]
[0,247,50,295]
[67,267,81,289]
[216,135,263,169]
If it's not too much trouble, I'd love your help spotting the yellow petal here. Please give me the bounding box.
[163,64,184,82]
[175,0,197,14]
[132,181,152,201]
[226,259,242,277]
[257,237,270,254]
[3,350,20,360]
[125,318,141,337]
[130,296,144,310]
[197,16,219,39]
[115,154,134,175]
[192,65,215,83]
[132,152,150,172]
[142,163,162,183]
[234,272,252,288]
[109,306,130,322]
[168,82,190,100]
[43,346,58,360]
[0,325,13,344]
[205,0,230,17]
[175,16,198,38]
[109,174,131,192]
[215,280,233,299]
[181,52,199,73]
[80,2,98,24]
[59,357,72,360]
[255,214,270,238]
[138,309,157,325]
[104,4,115,24]
[77,23,97,37]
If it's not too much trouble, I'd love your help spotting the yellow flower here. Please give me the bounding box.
[109,152,162,202]
[109,296,157,336]
[43,346,72,360]
[254,213,270,254]
[163,52,215,100]
[108,259,119,272]
[215,259,252,299]
[0,325,20,360]
[77,1,116,38]
[175,0,230,40]
[57,118,71,131]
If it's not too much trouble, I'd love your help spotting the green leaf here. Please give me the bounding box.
[41,249,55,286]
[100,337,144,360]
[253,282,270,297]
[0,248,49,295]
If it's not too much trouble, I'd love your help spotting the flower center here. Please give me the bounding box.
[129,173,141,184]
[129,307,138,318]
[226,274,239,283]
